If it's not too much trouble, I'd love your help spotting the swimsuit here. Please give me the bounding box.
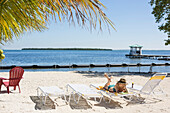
[108,85,116,92]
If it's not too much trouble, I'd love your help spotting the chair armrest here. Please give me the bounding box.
[0,77,23,80]
[127,84,143,91]
[0,77,8,80]
[9,78,23,80]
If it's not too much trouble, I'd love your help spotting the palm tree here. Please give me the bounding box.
[0,0,115,44]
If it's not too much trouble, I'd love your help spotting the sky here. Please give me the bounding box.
[1,0,170,50]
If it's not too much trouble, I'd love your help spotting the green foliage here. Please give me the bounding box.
[0,49,3,54]
[22,48,112,51]
[165,36,170,45]
[150,0,170,45]
[0,49,5,60]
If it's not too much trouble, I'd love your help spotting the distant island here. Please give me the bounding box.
[22,48,112,51]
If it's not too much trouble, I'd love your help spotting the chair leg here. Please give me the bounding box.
[0,80,2,92]
[0,85,2,92]
[7,87,9,94]
[18,85,21,93]
[14,86,16,90]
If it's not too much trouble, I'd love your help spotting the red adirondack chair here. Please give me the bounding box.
[0,67,24,94]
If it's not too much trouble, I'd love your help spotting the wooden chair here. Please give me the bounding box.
[0,67,24,94]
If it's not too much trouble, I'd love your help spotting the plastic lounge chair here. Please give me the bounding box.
[37,86,67,105]
[66,84,103,104]
[127,73,167,96]
[90,83,135,103]
[0,67,24,94]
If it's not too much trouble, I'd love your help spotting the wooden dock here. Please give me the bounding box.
[0,63,169,70]
[158,58,170,60]
[125,54,170,60]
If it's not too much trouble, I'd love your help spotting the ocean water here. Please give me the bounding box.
[0,50,170,72]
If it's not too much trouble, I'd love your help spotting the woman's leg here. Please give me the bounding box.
[103,74,112,90]
[108,87,114,92]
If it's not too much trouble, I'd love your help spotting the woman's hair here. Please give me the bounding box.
[117,78,126,84]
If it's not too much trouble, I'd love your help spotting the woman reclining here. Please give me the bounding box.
[103,74,128,93]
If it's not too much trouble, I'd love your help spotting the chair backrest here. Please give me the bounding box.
[9,67,24,86]
[140,73,167,95]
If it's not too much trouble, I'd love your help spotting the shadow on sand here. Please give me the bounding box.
[30,94,123,110]
[74,71,156,78]
[94,96,123,109]
[30,96,55,110]
[66,94,123,109]
[125,95,162,106]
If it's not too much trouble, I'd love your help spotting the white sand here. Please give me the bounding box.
[0,71,170,113]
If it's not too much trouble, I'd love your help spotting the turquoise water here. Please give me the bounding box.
[0,50,170,72]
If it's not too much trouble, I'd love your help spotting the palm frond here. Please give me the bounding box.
[0,0,115,44]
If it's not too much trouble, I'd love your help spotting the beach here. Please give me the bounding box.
[0,71,170,113]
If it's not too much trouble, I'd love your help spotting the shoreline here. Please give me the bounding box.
[0,69,170,75]
[2,49,170,51]
[0,63,169,71]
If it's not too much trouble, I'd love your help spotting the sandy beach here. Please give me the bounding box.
[0,71,170,113]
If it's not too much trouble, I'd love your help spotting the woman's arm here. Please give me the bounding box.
[123,87,128,93]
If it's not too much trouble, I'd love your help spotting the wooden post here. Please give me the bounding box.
[149,65,152,73]
[89,65,91,72]
[107,65,110,73]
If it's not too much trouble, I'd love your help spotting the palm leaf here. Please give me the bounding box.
[0,0,115,44]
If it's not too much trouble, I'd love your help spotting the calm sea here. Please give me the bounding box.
[0,50,170,72]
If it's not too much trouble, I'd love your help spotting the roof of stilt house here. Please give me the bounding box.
[129,44,143,48]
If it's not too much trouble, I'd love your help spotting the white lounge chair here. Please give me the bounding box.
[127,73,167,96]
[66,84,103,104]
[90,83,135,103]
[37,86,67,105]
